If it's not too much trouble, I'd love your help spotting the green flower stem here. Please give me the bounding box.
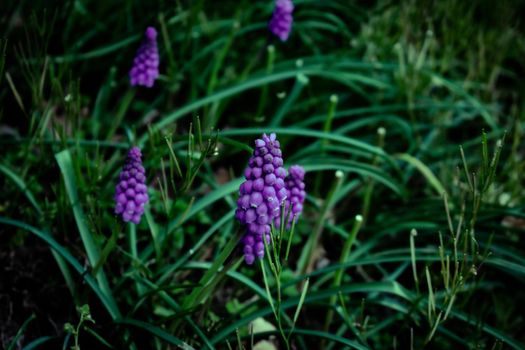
[323,215,363,332]
[361,127,386,223]
[299,170,345,275]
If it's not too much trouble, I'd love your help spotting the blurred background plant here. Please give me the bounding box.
[0,0,524,349]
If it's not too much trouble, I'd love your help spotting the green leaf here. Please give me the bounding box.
[55,150,100,267]
[7,314,36,350]
[396,153,446,196]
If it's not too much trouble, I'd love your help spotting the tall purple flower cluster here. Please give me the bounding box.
[129,27,159,88]
[115,147,149,224]
[235,133,288,265]
[269,0,294,41]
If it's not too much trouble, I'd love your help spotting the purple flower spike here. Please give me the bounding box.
[115,147,149,224]
[236,133,287,264]
[284,165,306,224]
[269,0,294,41]
[129,26,159,88]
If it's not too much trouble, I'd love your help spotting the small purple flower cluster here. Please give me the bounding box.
[269,0,294,41]
[235,133,288,264]
[277,164,306,228]
[235,134,306,264]
[129,27,159,88]
[114,147,149,224]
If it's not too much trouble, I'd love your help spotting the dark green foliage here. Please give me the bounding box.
[1,0,524,349]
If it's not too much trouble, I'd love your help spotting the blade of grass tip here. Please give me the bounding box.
[481,130,489,182]
[425,266,435,324]
[84,327,115,349]
[438,232,447,290]
[289,278,309,338]
[425,312,442,344]
[7,314,36,350]
[484,133,505,193]
[410,229,420,295]
[443,192,455,238]
[284,218,297,262]
[5,72,26,114]
[443,294,455,321]
[459,145,473,192]
[396,153,446,196]
[270,73,309,127]
[55,150,117,313]
[38,56,49,101]
[195,115,203,150]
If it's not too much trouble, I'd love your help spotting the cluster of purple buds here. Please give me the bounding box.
[276,165,306,228]
[115,147,149,224]
[235,133,288,265]
[129,27,159,88]
[268,0,294,41]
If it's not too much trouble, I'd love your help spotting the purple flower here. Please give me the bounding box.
[129,27,159,87]
[236,133,287,264]
[269,0,294,41]
[115,147,149,224]
[283,165,306,224]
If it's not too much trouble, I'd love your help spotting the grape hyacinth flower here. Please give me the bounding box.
[278,165,306,228]
[129,27,159,87]
[269,0,294,41]
[235,133,287,264]
[115,147,149,224]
